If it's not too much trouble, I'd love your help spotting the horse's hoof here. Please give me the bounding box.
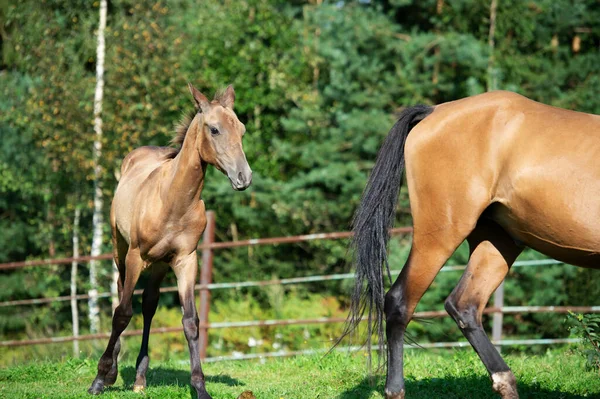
[196,391,213,399]
[105,369,118,386]
[492,371,519,399]
[385,389,405,399]
[133,384,145,393]
[88,380,104,395]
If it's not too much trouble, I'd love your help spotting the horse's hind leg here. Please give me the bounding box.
[445,219,522,399]
[88,249,144,395]
[133,263,169,392]
[384,159,492,398]
[385,225,474,399]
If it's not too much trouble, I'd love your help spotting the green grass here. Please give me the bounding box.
[1,348,599,398]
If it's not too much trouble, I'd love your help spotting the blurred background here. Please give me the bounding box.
[1,0,599,366]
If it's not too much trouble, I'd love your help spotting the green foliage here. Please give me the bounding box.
[1,0,600,364]
[567,311,600,373]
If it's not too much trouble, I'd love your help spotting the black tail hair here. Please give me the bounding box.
[338,105,434,369]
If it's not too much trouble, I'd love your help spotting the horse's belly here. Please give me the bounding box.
[490,201,600,269]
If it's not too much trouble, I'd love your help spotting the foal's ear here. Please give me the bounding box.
[219,85,235,109]
[188,83,210,113]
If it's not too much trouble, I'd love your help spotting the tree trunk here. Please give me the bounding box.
[487,0,498,92]
[71,206,81,357]
[111,260,119,312]
[88,0,107,334]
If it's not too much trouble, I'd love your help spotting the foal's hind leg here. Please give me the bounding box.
[445,219,522,399]
[89,249,144,395]
[133,263,169,392]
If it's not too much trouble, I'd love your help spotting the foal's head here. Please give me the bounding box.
[188,83,252,191]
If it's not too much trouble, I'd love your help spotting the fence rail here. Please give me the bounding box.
[1,213,596,361]
[0,259,564,308]
[0,227,413,271]
[3,306,597,348]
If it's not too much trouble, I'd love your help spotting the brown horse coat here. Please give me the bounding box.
[346,91,599,399]
[89,85,251,399]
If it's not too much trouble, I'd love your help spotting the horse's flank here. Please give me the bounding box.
[408,90,600,267]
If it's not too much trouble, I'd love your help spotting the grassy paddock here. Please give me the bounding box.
[1,348,599,398]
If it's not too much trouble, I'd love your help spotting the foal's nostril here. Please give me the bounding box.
[238,172,243,182]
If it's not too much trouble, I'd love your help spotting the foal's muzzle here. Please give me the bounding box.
[231,169,252,191]
[225,154,252,191]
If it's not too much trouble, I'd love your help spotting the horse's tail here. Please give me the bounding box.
[340,105,433,367]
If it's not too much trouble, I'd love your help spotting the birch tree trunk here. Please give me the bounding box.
[71,206,81,357]
[487,0,498,92]
[88,0,107,334]
[111,260,119,312]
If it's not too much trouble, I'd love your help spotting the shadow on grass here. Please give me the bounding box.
[338,375,594,399]
[104,365,243,398]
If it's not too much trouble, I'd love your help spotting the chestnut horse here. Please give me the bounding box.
[346,91,600,399]
[88,84,251,398]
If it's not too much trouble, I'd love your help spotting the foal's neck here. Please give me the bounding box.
[167,115,206,208]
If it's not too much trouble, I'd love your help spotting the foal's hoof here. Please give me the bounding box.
[385,389,405,399]
[133,384,145,393]
[237,391,256,399]
[88,379,104,395]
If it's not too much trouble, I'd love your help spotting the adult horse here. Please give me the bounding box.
[88,84,252,399]
[345,91,600,399]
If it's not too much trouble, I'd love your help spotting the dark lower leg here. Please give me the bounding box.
[105,273,124,386]
[384,244,460,399]
[445,223,521,399]
[88,304,133,394]
[384,287,408,399]
[133,295,159,390]
[445,302,518,398]
[134,269,166,390]
[105,236,126,386]
[175,253,211,399]
[89,251,141,395]
[104,338,121,386]
[182,299,211,398]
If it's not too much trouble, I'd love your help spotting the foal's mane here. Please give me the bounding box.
[171,108,198,151]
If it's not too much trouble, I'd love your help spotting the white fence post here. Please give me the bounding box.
[492,281,505,352]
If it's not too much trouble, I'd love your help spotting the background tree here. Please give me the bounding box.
[1,0,599,363]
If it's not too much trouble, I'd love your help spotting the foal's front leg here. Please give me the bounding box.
[173,252,211,399]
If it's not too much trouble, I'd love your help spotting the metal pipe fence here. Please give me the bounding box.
[1,213,596,361]
[0,259,565,308]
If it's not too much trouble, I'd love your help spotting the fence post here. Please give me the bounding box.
[492,281,504,352]
[199,211,215,360]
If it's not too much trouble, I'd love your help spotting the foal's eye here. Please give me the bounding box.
[209,126,219,136]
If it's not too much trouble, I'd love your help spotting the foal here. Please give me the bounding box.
[88,84,251,398]
[346,91,600,399]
